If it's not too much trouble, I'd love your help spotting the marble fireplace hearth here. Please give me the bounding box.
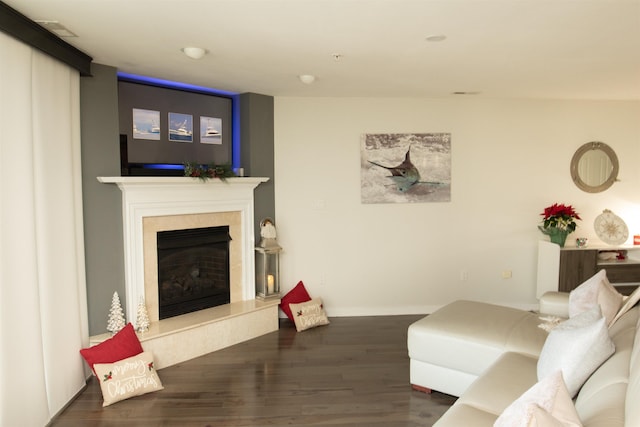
[91,176,279,369]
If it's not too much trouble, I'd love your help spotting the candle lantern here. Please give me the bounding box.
[255,218,282,300]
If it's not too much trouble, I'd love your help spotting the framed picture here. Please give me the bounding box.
[200,116,222,144]
[361,133,451,204]
[132,109,160,140]
[168,112,193,143]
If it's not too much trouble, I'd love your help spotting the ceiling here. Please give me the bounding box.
[6,0,640,100]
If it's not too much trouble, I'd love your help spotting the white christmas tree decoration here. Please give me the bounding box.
[107,291,126,334]
[136,297,150,333]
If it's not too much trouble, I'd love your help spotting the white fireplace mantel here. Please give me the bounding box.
[97,176,268,322]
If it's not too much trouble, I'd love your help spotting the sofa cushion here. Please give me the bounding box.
[610,285,640,326]
[457,352,539,416]
[575,383,626,427]
[434,352,539,427]
[433,403,499,427]
[539,291,570,318]
[569,269,622,326]
[495,371,582,427]
[576,306,637,427]
[537,306,615,397]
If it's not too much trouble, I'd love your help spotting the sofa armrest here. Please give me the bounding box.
[539,291,569,317]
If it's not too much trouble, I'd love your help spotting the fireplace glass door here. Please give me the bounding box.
[157,226,231,320]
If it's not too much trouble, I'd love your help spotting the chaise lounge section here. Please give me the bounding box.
[408,282,640,426]
[408,300,548,397]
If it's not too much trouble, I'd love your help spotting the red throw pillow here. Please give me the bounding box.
[279,281,312,321]
[80,323,143,374]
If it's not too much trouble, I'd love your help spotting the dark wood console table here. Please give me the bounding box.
[537,241,640,297]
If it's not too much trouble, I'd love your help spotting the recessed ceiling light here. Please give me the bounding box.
[298,74,316,84]
[181,47,207,60]
[425,34,447,42]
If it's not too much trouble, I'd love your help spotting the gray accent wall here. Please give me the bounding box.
[80,63,126,335]
[80,66,275,335]
[240,93,276,244]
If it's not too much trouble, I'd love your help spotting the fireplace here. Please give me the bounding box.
[157,226,231,320]
[96,176,279,370]
[97,176,269,322]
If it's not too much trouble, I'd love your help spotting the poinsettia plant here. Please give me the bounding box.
[540,203,581,232]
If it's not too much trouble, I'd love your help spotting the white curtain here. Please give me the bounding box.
[0,32,88,426]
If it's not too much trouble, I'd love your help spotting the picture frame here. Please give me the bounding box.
[132,108,160,140]
[200,116,222,144]
[168,112,193,143]
[361,133,451,204]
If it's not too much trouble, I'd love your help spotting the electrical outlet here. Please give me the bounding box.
[460,270,468,281]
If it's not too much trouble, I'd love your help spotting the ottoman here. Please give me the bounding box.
[407,300,549,397]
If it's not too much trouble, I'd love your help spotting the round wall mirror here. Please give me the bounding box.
[570,141,619,193]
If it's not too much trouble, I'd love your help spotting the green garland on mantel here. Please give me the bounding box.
[183,162,236,181]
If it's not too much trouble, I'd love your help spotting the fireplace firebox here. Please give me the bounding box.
[157,226,231,320]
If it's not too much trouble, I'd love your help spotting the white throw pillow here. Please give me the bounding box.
[569,269,622,326]
[494,371,582,427]
[610,285,640,326]
[528,405,581,427]
[537,305,615,397]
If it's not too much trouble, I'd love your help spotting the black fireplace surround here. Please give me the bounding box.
[157,226,231,320]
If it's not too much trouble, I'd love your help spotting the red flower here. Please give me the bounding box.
[541,203,581,221]
[540,203,581,232]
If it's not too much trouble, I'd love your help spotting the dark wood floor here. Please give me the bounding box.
[50,315,456,427]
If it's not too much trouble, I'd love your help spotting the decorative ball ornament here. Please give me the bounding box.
[594,209,628,245]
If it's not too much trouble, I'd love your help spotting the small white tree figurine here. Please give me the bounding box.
[107,291,126,334]
[136,297,150,333]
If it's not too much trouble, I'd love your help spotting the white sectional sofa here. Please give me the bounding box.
[408,290,640,426]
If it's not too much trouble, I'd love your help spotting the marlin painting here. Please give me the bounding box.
[368,147,421,192]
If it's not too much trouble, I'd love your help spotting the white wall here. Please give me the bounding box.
[273,97,640,316]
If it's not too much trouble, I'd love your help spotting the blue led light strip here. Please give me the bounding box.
[117,72,241,170]
[141,164,184,170]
